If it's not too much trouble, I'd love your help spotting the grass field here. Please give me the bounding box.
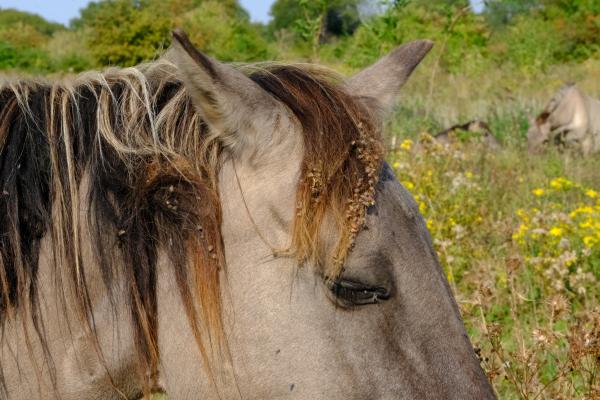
[382,61,599,398]
[390,140,598,399]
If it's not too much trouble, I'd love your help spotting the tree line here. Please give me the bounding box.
[0,0,598,74]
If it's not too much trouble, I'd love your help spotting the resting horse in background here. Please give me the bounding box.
[527,83,600,156]
[0,30,496,399]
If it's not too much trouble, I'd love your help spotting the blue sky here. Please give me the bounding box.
[0,0,484,26]
[0,0,275,24]
[0,0,274,24]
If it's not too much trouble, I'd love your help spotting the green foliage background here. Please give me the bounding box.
[1,0,598,73]
[1,1,598,399]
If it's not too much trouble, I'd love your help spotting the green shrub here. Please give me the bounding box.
[71,0,171,66]
[339,2,489,72]
[0,8,64,36]
[269,0,361,39]
[181,1,271,62]
[0,41,52,72]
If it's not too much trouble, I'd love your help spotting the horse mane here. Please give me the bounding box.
[0,59,382,394]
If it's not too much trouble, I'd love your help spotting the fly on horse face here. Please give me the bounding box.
[0,30,495,399]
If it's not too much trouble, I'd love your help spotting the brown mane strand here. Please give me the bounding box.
[250,66,383,277]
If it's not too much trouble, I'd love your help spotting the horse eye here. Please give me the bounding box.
[327,279,390,306]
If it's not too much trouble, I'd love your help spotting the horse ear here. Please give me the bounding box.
[168,29,280,150]
[346,40,433,114]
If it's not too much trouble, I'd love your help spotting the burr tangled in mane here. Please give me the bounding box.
[0,45,382,392]
[252,66,384,273]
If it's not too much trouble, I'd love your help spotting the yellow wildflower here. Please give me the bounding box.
[512,223,529,241]
[465,171,473,179]
[516,208,530,222]
[583,236,597,248]
[426,219,433,230]
[392,161,401,170]
[570,206,594,218]
[400,139,413,151]
[550,177,574,190]
[402,181,414,190]
[532,188,545,197]
[585,189,597,198]
[549,227,563,237]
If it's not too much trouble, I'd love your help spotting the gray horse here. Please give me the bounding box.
[0,30,495,399]
[528,83,600,155]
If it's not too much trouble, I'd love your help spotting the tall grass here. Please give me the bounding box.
[386,74,599,397]
[392,57,600,136]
